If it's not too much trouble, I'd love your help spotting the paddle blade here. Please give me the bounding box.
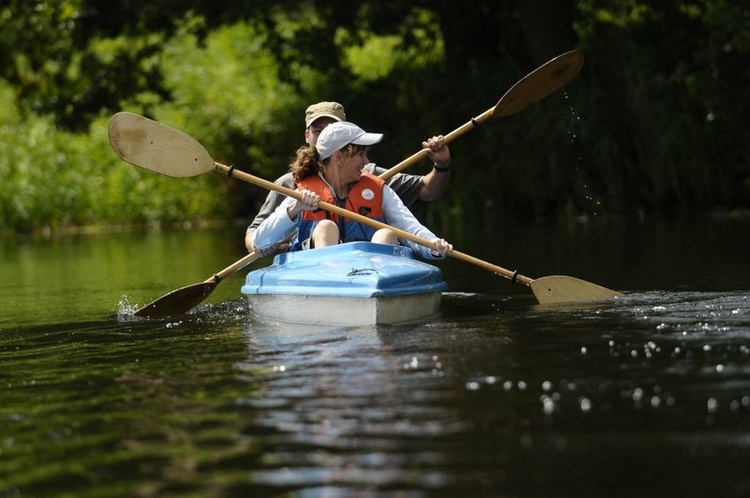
[134,281,218,318]
[493,50,584,118]
[108,112,214,177]
[530,275,622,305]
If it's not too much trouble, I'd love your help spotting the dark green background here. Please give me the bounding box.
[2,1,748,234]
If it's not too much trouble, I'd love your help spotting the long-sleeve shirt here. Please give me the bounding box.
[253,179,443,260]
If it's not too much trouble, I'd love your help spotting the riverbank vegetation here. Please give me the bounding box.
[1,1,748,235]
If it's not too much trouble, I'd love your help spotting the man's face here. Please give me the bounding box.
[305,117,338,146]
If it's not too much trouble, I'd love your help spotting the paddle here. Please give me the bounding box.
[134,251,260,317]
[379,49,584,180]
[109,112,622,305]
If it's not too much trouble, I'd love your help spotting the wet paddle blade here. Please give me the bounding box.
[108,112,214,178]
[493,50,584,118]
[530,275,622,305]
[134,281,218,318]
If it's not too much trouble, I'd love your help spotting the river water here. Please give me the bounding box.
[1,218,749,497]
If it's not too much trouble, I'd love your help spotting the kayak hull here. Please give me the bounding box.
[241,242,447,326]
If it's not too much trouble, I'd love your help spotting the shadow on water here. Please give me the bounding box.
[1,218,750,496]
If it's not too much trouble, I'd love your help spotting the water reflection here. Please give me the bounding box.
[235,320,460,491]
[0,229,252,329]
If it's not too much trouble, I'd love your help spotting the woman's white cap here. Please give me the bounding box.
[316,121,383,160]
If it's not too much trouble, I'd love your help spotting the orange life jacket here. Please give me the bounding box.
[292,172,386,250]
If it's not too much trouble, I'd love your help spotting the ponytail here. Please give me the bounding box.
[290,145,324,182]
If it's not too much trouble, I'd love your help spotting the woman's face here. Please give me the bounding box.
[338,146,370,183]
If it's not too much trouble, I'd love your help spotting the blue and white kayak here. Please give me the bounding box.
[241,241,448,326]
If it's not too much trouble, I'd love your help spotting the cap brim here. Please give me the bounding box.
[351,132,383,146]
[306,113,344,127]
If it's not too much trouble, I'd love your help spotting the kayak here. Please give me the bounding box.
[240,242,447,326]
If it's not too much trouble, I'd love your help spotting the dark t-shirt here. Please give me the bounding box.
[247,164,424,231]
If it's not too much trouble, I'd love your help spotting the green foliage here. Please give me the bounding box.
[1,0,749,234]
[0,0,171,131]
[157,18,304,173]
[0,81,227,233]
[339,8,445,83]
[151,17,315,217]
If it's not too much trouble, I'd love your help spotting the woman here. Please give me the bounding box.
[253,121,453,259]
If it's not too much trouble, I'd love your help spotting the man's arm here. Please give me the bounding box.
[419,134,451,201]
[418,166,450,202]
[369,134,452,208]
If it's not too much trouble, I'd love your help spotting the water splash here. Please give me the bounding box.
[562,90,602,218]
[116,294,139,320]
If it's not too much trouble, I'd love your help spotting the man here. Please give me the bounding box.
[245,101,452,253]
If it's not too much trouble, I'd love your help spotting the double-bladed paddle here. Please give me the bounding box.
[117,49,588,316]
[109,112,622,306]
[379,49,584,180]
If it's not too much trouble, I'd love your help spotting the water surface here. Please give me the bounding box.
[1,219,749,497]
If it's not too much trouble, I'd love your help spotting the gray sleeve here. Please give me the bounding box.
[248,172,295,231]
[367,164,424,211]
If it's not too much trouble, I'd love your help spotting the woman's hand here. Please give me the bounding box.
[430,238,453,257]
[288,189,321,219]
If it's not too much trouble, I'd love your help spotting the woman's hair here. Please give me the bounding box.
[289,144,365,183]
[289,145,320,183]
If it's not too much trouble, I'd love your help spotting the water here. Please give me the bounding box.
[1,219,749,497]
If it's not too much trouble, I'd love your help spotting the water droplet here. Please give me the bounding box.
[707,398,718,413]
[541,395,555,414]
[579,397,592,412]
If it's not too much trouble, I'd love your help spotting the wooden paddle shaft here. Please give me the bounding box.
[207,250,259,283]
[204,231,296,283]
[213,162,535,288]
[449,250,534,287]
